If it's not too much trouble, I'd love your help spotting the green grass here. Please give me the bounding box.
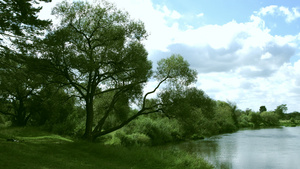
[0,127,213,169]
[280,120,300,127]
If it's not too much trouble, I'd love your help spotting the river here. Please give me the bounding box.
[172,127,300,169]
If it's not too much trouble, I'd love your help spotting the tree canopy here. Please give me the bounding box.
[0,0,51,48]
[30,1,197,140]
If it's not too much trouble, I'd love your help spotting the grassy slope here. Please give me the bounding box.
[0,127,213,169]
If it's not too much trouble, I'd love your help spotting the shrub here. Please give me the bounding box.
[116,131,151,146]
[238,113,251,127]
[215,101,238,133]
[261,111,279,126]
[121,116,183,145]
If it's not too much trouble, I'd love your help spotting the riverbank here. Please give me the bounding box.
[280,120,300,127]
[0,127,213,169]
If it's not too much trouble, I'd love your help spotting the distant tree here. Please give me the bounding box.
[259,106,267,113]
[274,104,288,119]
[228,101,239,126]
[34,1,197,141]
[215,101,238,133]
[249,112,261,128]
[261,111,279,126]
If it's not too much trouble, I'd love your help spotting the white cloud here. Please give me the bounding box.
[197,13,204,17]
[257,5,300,23]
[170,10,182,19]
[261,52,272,60]
[257,5,278,16]
[158,5,182,19]
[279,6,300,22]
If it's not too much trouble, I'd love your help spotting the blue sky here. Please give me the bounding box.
[152,0,300,36]
[39,0,300,112]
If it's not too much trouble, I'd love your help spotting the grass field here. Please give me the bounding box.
[0,127,213,169]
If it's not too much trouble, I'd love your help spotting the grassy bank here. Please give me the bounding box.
[280,120,300,127]
[0,127,213,169]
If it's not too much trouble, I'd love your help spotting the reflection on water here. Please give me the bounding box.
[173,127,300,169]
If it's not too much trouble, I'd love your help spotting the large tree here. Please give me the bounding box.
[0,54,40,126]
[35,1,197,140]
[0,0,52,126]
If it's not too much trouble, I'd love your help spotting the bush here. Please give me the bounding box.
[116,131,151,146]
[249,112,262,128]
[238,113,251,127]
[215,101,238,133]
[261,111,279,126]
[121,116,183,146]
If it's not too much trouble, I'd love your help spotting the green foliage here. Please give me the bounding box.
[238,113,251,127]
[35,0,154,140]
[249,112,262,128]
[215,101,238,133]
[122,116,183,145]
[260,111,279,126]
[259,106,267,113]
[283,111,300,120]
[0,114,4,124]
[116,131,151,147]
[274,104,288,119]
[0,0,51,44]
[160,87,216,137]
[0,0,51,126]
[155,54,197,87]
[0,56,42,126]
[93,92,131,131]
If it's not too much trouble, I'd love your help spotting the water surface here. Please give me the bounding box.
[173,127,300,169]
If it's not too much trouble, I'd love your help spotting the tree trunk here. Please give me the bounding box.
[14,99,28,126]
[83,99,94,141]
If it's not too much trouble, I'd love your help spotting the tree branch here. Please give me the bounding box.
[142,76,169,109]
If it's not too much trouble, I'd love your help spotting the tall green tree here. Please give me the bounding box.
[259,106,267,113]
[0,54,43,126]
[0,0,51,126]
[274,104,287,119]
[35,1,196,140]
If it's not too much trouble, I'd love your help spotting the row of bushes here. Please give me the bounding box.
[105,102,282,147]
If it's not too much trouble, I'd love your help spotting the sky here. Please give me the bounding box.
[38,0,300,112]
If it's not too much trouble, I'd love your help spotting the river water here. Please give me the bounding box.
[172,127,300,169]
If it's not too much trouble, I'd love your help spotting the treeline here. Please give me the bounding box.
[110,101,289,146]
[0,83,287,146]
